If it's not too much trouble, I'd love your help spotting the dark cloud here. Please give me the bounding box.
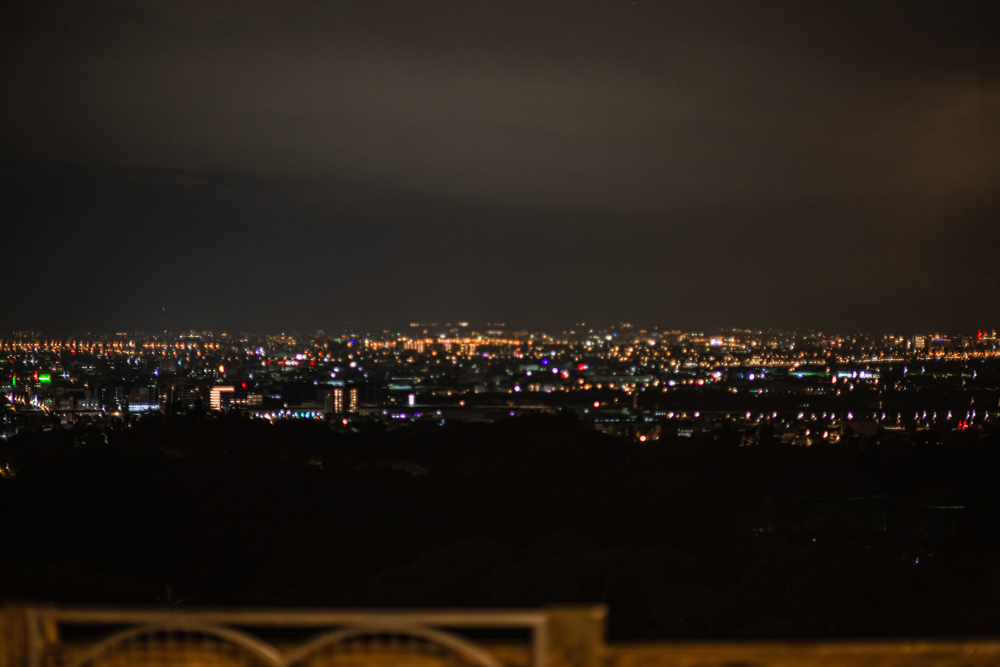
[1,1,999,332]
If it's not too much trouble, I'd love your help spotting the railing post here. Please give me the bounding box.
[545,605,606,667]
[0,605,29,667]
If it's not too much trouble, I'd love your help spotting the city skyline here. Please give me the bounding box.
[5,324,998,438]
[1,321,997,341]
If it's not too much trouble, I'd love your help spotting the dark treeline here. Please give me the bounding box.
[3,413,1000,639]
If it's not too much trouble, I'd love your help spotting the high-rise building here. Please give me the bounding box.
[322,387,344,413]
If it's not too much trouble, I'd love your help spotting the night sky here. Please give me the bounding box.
[2,1,999,335]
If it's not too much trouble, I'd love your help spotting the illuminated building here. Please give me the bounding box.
[209,385,235,411]
[320,387,359,414]
[320,387,343,413]
[228,393,263,407]
[402,340,427,354]
[128,386,162,413]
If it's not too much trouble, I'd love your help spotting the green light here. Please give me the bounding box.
[38,374,51,383]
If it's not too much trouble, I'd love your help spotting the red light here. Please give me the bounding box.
[241,382,247,389]
[593,401,600,408]
[639,435,647,442]
[577,363,587,371]
[218,365,225,374]
[310,361,315,365]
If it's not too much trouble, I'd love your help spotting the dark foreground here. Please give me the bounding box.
[3,413,1000,639]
